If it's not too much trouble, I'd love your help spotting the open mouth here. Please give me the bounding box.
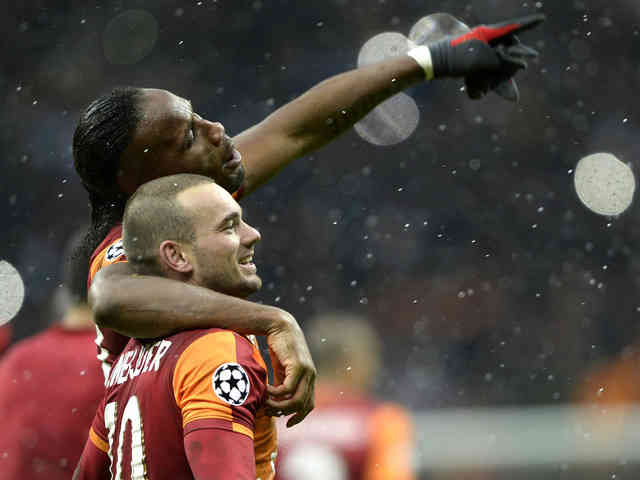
[238,254,257,273]
[238,254,253,265]
[222,141,242,169]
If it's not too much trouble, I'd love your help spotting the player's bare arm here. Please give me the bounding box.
[235,14,544,195]
[90,261,315,424]
[235,56,424,194]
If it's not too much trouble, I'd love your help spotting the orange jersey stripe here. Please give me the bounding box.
[88,249,107,286]
[89,426,109,453]
[233,422,254,438]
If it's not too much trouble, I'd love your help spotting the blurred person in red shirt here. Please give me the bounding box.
[275,312,415,480]
[0,234,104,480]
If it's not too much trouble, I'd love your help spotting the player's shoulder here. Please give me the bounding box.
[90,224,124,261]
[88,224,127,287]
[89,224,125,268]
[176,329,261,367]
[172,330,266,412]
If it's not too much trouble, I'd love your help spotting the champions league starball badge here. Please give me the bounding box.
[212,362,250,406]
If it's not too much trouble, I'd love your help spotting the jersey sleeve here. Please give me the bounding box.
[88,236,127,288]
[173,331,268,440]
[88,232,130,381]
[87,396,109,455]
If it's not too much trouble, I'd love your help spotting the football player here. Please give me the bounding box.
[75,175,278,479]
[276,313,414,480]
[73,14,544,426]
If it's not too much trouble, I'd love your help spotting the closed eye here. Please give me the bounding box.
[184,117,197,149]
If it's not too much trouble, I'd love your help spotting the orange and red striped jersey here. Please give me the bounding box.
[87,328,277,479]
[275,386,414,480]
[88,223,128,381]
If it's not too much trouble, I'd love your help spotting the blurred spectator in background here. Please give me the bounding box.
[0,232,104,480]
[276,312,415,480]
[577,347,640,406]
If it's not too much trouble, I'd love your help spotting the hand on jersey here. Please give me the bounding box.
[429,14,544,101]
[264,313,316,427]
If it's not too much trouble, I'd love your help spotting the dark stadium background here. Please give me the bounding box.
[2,0,640,476]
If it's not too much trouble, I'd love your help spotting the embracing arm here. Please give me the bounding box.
[90,262,315,425]
[90,262,291,339]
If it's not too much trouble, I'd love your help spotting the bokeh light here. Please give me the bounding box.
[574,152,636,216]
[408,12,470,46]
[353,92,419,146]
[357,32,411,67]
[0,261,25,326]
[103,10,159,65]
[356,32,419,146]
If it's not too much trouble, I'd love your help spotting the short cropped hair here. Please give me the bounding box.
[123,173,215,275]
[307,312,382,375]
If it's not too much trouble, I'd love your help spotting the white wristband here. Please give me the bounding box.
[407,46,434,81]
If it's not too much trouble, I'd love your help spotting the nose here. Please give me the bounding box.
[241,221,261,247]
[202,120,225,146]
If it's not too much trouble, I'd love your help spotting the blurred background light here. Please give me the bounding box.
[0,261,25,326]
[574,152,635,216]
[103,10,159,65]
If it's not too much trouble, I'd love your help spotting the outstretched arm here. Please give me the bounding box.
[235,14,544,195]
[235,55,423,195]
[90,262,315,426]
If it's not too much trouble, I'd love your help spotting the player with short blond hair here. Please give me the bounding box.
[75,175,278,479]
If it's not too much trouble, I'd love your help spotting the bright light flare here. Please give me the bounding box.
[574,152,636,216]
[0,261,25,326]
[408,12,470,46]
[103,10,159,65]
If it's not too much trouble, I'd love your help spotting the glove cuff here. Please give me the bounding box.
[407,46,435,81]
[426,40,450,78]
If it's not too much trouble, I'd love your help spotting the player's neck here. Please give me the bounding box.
[60,305,94,330]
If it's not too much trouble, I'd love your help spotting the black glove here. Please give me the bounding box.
[429,14,544,101]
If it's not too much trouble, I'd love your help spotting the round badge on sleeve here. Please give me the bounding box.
[212,363,250,406]
[105,239,125,262]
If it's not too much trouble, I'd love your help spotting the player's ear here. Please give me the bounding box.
[158,240,194,274]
